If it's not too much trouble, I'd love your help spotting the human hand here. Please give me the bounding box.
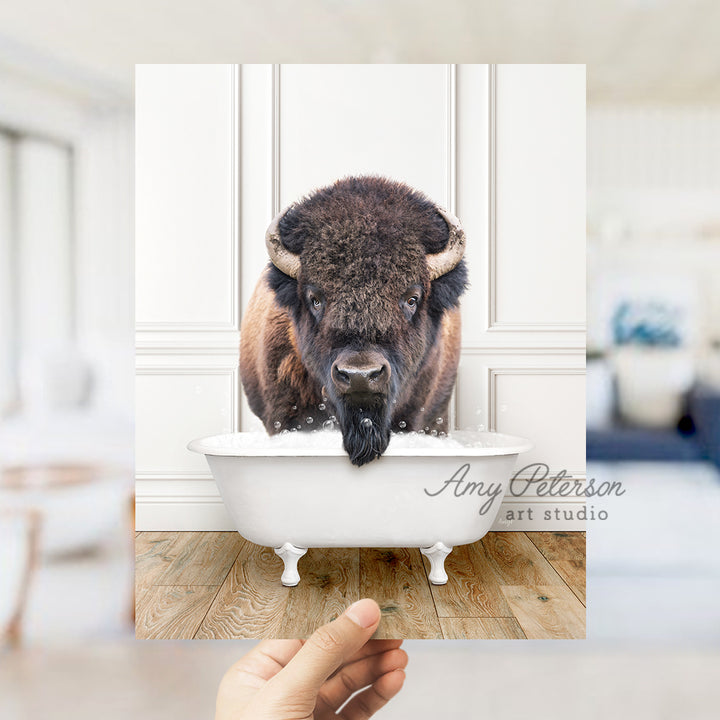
[215,598,407,719]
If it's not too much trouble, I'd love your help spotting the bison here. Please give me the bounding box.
[240,176,467,466]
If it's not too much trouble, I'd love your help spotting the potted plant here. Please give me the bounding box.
[611,300,694,427]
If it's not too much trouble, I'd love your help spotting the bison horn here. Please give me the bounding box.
[265,207,301,279]
[427,206,466,280]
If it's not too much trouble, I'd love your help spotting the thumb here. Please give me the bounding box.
[269,599,381,699]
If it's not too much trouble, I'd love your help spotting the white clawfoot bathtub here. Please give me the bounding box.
[188,431,532,586]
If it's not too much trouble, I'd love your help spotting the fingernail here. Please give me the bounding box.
[345,599,380,628]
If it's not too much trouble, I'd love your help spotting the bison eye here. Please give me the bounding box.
[401,286,422,320]
[306,288,325,317]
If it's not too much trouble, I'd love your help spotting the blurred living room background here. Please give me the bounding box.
[1,1,720,718]
[0,36,134,645]
[586,100,720,640]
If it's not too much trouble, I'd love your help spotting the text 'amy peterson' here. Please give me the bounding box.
[423,462,626,517]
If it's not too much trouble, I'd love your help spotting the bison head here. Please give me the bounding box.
[265,176,467,465]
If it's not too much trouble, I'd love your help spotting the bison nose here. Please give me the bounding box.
[332,352,390,395]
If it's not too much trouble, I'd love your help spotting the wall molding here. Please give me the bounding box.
[488,366,585,431]
[135,64,240,333]
[135,496,236,531]
[272,63,281,214]
[135,493,584,532]
[136,332,240,356]
[486,64,586,335]
[136,492,221,504]
[487,63,498,332]
[136,366,239,476]
[135,364,239,374]
[136,344,240,356]
[446,63,457,214]
[135,320,238,332]
[486,322,587,333]
[136,472,213,480]
[487,366,585,478]
[446,63,459,429]
[136,484,589,505]
[461,346,586,356]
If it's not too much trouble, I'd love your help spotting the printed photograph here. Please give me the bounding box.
[133,63,587,640]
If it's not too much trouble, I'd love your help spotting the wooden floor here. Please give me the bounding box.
[135,531,585,640]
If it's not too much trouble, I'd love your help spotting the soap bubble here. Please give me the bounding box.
[273,421,282,430]
[420,407,425,413]
[431,430,438,436]
[291,405,297,411]
[398,420,407,429]
[280,429,289,435]
[322,420,335,431]
[435,417,443,425]
[361,417,373,429]
[306,417,314,424]
[318,403,326,411]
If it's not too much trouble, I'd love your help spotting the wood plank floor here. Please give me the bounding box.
[135,531,585,640]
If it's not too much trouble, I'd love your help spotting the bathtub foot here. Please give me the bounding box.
[274,543,307,586]
[421,542,453,585]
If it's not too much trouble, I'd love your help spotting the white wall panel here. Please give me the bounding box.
[492,370,585,474]
[136,370,235,476]
[279,64,452,207]
[238,65,275,432]
[456,64,490,349]
[240,64,275,316]
[135,64,237,328]
[492,64,585,329]
[456,352,586,475]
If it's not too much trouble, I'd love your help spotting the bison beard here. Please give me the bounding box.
[335,398,392,467]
